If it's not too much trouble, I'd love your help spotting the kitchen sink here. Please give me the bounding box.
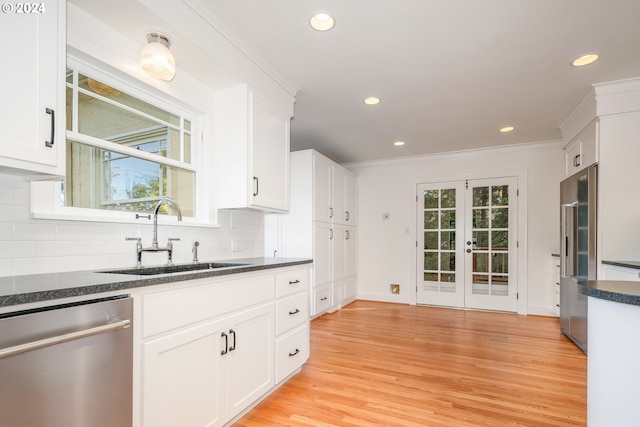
[100,262,250,276]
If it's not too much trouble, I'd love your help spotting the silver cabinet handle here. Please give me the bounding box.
[0,319,131,359]
[329,229,333,239]
[329,207,333,219]
[253,176,259,196]
[345,211,350,221]
[45,108,55,147]
[345,230,350,240]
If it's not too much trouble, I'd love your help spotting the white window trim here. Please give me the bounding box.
[30,53,217,227]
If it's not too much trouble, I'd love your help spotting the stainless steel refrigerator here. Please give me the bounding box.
[560,164,597,354]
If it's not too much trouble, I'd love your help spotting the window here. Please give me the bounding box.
[64,64,197,217]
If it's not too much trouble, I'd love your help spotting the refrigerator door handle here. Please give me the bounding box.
[561,202,578,278]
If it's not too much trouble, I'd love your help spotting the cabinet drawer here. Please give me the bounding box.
[275,324,309,383]
[275,268,309,298]
[142,273,274,337]
[313,285,332,315]
[275,292,308,335]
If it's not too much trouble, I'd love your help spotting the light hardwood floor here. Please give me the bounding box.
[235,300,586,427]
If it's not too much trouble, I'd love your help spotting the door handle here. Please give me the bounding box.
[0,319,130,359]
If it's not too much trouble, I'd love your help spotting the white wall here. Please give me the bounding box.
[345,140,564,316]
[0,173,265,277]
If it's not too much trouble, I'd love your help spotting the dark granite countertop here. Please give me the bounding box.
[578,280,640,306]
[0,257,312,308]
[602,260,640,270]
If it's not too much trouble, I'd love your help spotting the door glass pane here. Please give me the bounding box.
[491,185,509,206]
[473,208,489,228]
[422,187,458,294]
[470,184,511,297]
[473,253,488,272]
[424,211,438,229]
[441,210,456,229]
[491,208,509,228]
[424,232,438,250]
[424,190,439,209]
[492,231,508,250]
[424,252,438,270]
[440,252,455,272]
[473,187,490,207]
[474,231,489,249]
[440,231,455,250]
[441,189,455,208]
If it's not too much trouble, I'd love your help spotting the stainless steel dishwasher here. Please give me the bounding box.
[0,295,133,427]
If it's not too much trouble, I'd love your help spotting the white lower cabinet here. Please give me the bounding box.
[142,318,226,427]
[274,268,310,384]
[137,265,310,427]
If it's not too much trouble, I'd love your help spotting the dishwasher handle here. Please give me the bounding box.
[0,318,131,360]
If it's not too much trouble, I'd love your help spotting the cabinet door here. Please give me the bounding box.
[333,225,347,282]
[565,139,582,175]
[343,172,358,225]
[0,0,64,174]
[313,153,333,222]
[344,226,357,278]
[225,303,274,421]
[344,276,358,301]
[142,319,226,427]
[332,166,346,224]
[250,91,290,211]
[314,222,333,286]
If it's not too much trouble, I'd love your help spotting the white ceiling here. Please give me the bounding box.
[70,0,640,164]
[210,0,640,163]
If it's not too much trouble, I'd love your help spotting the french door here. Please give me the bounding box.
[416,177,518,312]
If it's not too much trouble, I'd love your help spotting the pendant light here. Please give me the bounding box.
[140,32,176,82]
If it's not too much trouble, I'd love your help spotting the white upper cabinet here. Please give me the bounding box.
[564,121,598,176]
[0,0,65,175]
[313,153,333,222]
[213,85,292,212]
[312,151,357,225]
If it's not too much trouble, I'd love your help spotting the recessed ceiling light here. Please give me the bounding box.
[571,53,599,67]
[393,141,405,146]
[310,13,335,31]
[364,97,380,105]
[499,126,515,133]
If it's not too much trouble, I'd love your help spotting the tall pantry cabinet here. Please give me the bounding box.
[279,150,358,316]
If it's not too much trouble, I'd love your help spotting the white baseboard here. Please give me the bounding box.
[356,292,413,305]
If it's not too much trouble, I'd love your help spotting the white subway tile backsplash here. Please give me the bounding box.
[0,174,267,278]
[56,224,93,241]
[14,223,57,241]
[0,241,37,259]
[56,255,93,273]
[0,259,13,276]
[14,257,57,276]
[0,224,14,240]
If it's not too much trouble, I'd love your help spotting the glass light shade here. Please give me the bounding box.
[140,41,176,81]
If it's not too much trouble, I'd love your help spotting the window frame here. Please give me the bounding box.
[30,54,214,226]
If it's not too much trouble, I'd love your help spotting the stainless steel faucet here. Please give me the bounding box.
[126,197,183,267]
[150,197,183,249]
